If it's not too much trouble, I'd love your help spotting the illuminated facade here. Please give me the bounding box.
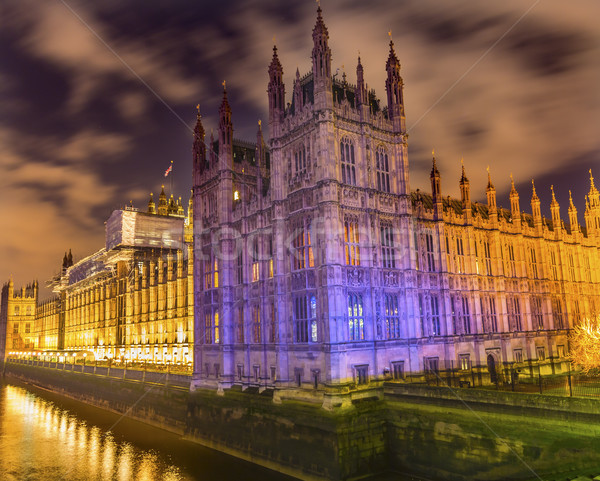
[0,279,38,352]
[3,187,195,366]
[191,7,600,391]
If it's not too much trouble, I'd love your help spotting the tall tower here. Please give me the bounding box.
[385,40,406,132]
[192,105,206,186]
[459,160,471,224]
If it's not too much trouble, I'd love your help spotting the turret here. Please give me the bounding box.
[430,150,442,220]
[293,68,303,112]
[585,169,600,235]
[385,39,406,131]
[256,120,266,208]
[218,82,233,169]
[550,185,561,233]
[459,160,471,223]
[311,6,333,108]
[486,167,497,223]
[147,193,156,214]
[192,104,206,186]
[568,190,579,234]
[67,249,73,267]
[188,190,193,226]
[531,179,542,230]
[509,174,521,228]
[177,197,184,216]
[267,45,285,129]
[158,185,168,215]
[312,6,331,80]
[355,55,367,107]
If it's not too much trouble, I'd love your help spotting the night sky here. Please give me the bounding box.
[1,0,599,297]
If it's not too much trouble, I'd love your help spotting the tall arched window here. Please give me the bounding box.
[376,146,390,192]
[348,293,364,341]
[340,137,356,185]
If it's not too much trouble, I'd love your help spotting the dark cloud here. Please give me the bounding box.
[505,21,589,76]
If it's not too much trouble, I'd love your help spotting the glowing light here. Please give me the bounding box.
[569,315,600,373]
[233,190,240,201]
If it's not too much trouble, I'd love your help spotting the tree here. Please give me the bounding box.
[568,316,600,373]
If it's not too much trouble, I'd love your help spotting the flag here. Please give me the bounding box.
[164,162,173,177]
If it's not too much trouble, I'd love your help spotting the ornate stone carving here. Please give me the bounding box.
[347,267,364,286]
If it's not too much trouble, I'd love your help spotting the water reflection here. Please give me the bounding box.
[0,384,190,481]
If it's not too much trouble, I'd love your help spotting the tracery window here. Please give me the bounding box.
[204,309,219,344]
[376,146,390,192]
[381,223,395,269]
[294,145,307,176]
[425,233,436,272]
[531,296,543,329]
[507,296,522,331]
[340,137,356,185]
[456,237,465,273]
[294,295,317,343]
[384,294,401,339]
[507,244,516,278]
[252,306,261,343]
[204,254,219,289]
[483,241,492,275]
[344,218,360,266]
[291,219,314,270]
[348,293,364,341]
[551,296,564,329]
[431,296,441,336]
[461,296,471,334]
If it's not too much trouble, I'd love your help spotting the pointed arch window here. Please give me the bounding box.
[348,293,364,341]
[340,137,356,185]
[376,146,390,192]
[344,218,360,266]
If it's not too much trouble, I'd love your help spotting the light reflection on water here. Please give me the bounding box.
[0,384,190,481]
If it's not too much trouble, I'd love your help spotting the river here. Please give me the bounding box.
[0,381,296,481]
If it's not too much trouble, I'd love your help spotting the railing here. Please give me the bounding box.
[6,358,191,390]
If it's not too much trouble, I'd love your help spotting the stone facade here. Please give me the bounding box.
[0,279,38,352]
[191,7,600,391]
[2,188,195,367]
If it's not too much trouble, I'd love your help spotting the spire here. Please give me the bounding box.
[531,179,542,227]
[67,249,73,267]
[459,158,470,208]
[486,166,494,190]
[550,185,558,207]
[589,168,600,208]
[312,5,331,79]
[486,166,497,216]
[293,67,303,112]
[430,149,443,219]
[256,119,265,167]
[568,189,579,233]
[509,174,521,226]
[550,185,561,231]
[385,38,405,127]
[459,158,468,183]
[158,185,168,215]
[193,104,207,180]
[430,149,439,178]
[268,45,285,126]
[531,179,539,202]
[148,192,156,214]
[218,81,233,168]
[355,54,366,106]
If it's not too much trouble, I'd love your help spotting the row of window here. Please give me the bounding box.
[202,292,570,345]
[340,138,393,193]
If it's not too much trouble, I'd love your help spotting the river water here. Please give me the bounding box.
[0,381,296,481]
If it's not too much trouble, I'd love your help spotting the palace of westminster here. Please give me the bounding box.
[2,7,600,392]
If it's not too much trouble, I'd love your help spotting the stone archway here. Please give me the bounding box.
[487,353,497,384]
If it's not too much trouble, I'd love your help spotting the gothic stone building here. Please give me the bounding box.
[191,7,600,392]
[3,189,195,366]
